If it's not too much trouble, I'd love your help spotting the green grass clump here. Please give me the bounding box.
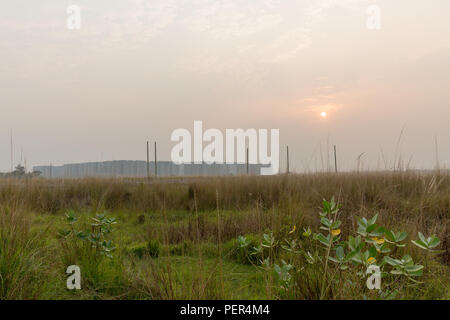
[128,240,161,259]
[0,207,56,299]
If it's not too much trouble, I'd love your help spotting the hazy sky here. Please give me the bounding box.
[1,0,449,172]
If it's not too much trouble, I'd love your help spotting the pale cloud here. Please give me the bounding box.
[101,1,178,40]
[183,0,282,39]
[305,0,369,20]
[267,27,312,63]
[177,0,371,73]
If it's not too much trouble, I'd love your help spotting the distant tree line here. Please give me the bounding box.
[0,164,41,178]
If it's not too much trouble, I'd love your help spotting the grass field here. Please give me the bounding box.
[0,171,448,300]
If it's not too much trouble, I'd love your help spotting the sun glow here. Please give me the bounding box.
[321,111,327,117]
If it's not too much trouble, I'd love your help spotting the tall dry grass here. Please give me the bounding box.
[0,204,54,299]
[0,171,448,299]
[1,171,447,255]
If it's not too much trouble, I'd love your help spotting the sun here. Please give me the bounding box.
[321,111,327,117]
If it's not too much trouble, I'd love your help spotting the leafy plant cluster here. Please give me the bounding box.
[236,198,442,299]
[58,211,117,258]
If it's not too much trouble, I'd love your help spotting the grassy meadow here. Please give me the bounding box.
[0,171,448,300]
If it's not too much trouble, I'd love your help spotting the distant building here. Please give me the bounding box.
[33,161,267,178]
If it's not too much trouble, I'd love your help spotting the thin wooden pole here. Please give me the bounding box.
[154,141,157,177]
[10,129,13,172]
[334,145,338,173]
[286,146,290,174]
[146,141,150,180]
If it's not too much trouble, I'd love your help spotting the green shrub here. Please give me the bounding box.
[169,241,191,256]
[56,211,127,297]
[147,240,160,258]
[224,234,264,265]
[128,240,160,258]
[265,198,444,299]
[128,242,149,259]
[58,211,117,259]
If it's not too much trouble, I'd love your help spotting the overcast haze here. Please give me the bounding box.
[1,0,449,173]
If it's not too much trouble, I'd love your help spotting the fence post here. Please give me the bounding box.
[146,141,150,180]
[286,146,290,174]
[154,141,157,177]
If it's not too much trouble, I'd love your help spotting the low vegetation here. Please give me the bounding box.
[0,171,448,299]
